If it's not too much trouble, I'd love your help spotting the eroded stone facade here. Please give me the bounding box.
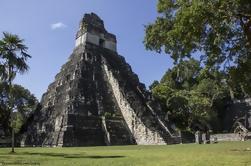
[22,13,179,147]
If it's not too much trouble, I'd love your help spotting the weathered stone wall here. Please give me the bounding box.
[210,133,243,141]
[75,33,87,47]
[103,61,166,144]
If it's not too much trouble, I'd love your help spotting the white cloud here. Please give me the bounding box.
[51,22,67,30]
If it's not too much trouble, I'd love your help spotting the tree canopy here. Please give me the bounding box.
[0,32,31,83]
[0,83,38,133]
[145,0,251,95]
[150,59,230,131]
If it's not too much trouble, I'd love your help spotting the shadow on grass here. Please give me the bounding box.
[4,152,125,159]
[230,148,251,152]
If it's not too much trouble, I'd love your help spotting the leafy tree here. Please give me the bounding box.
[10,85,38,119]
[151,59,230,132]
[160,58,200,90]
[145,0,251,95]
[165,90,190,129]
[0,84,38,133]
[228,58,251,98]
[149,80,159,91]
[0,32,31,152]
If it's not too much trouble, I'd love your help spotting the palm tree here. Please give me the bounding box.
[0,32,31,153]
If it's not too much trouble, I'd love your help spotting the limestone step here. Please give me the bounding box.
[105,119,135,145]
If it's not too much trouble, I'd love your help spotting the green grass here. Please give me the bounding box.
[0,142,251,166]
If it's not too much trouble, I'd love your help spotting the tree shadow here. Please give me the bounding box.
[6,152,125,159]
[66,155,125,159]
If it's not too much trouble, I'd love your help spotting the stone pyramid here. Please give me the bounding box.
[22,13,179,147]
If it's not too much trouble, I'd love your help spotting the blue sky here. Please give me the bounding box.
[0,0,173,99]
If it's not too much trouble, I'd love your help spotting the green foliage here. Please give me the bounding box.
[145,0,251,95]
[10,84,38,119]
[228,58,251,97]
[160,58,200,89]
[10,112,24,133]
[152,83,173,102]
[145,0,251,131]
[151,59,230,131]
[0,83,38,134]
[149,80,159,91]
[0,32,31,82]
[103,112,113,118]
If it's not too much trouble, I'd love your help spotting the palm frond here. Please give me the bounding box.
[0,32,31,82]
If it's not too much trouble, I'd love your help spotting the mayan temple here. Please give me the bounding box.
[22,13,180,147]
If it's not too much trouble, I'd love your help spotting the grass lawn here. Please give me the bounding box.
[0,141,251,166]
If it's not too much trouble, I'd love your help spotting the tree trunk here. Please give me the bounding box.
[11,128,15,153]
[240,83,247,97]
[229,87,235,100]
[8,65,15,153]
